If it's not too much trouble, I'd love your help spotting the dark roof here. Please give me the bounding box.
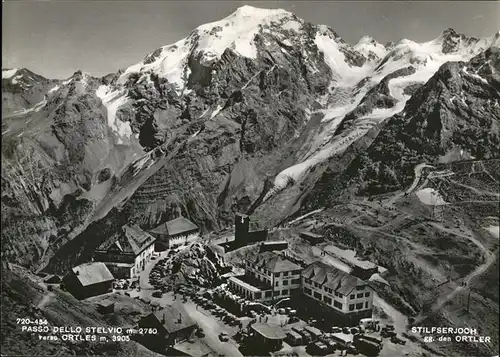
[299,231,324,239]
[287,330,302,339]
[97,224,156,256]
[302,261,365,295]
[143,304,196,334]
[71,262,114,286]
[251,323,287,340]
[150,217,199,237]
[253,252,302,273]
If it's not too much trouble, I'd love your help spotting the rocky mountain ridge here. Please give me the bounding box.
[1,5,499,270]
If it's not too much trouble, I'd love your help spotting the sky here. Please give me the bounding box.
[2,1,499,79]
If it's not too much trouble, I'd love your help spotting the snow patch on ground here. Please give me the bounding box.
[96,85,133,144]
[369,273,389,285]
[416,188,447,205]
[11,75,23,84]
[2,68,18,79]
[48,85,60,93]
[210,105,223,119]
[462,67,489,84]
[485,225,499,239]
[281,18,301,32]
[10,99,47,116]
[191,129,202,138]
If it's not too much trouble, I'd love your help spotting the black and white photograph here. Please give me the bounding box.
[1,1,499,356]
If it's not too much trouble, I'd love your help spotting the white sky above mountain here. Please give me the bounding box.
[3,1,499,79]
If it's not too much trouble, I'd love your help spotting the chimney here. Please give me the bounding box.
[178,313,182,324]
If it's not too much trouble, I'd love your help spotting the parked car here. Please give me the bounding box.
[152,291,162,298]
[381,329,397,338]
[331,327,342,333]
[347,344,359,355]
[219,333,229,342]
[342,327,350,334]
[391,335,406,345]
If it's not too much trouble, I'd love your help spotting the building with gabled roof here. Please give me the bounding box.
[169,338,216,357]
[250,323,287,352]
[299,231,324,245]
[63,262,114,300]
[149,216,200,250]
[93,224,156,278]
[228,251,302,303]
[301,261,373,325]
[137,303,196,348]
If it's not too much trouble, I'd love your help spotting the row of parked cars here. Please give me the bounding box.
[192,294,241,327]
[149,249,182,289]
[113,279,130,290]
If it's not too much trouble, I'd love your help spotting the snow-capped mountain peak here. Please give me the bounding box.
[2,68,20,79]
[354,36,387,61]
[117,5,302,90]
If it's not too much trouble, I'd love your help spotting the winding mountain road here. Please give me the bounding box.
[411,222,496,326]
[386,163,434,206]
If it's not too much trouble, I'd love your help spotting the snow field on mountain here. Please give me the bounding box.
[314,32,372,85]
[354,36,388,59]
[416,188,448,205]
[272,29,495,193]
[2,68,18,79]
[96,85,133,144]
[117,6,299,92]
[485,226,499,239]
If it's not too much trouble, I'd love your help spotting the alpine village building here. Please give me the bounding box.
[137,304,196,352]
[63,262,114,300]
[301,261,374,325]
[227,251,374,325]
[93,224,156,279]
[228,251,302,302]
[149,216,200,251]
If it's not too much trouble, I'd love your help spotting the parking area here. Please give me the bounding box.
[108,245,427,357]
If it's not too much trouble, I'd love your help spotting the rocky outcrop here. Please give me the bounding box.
[2,68,58,117]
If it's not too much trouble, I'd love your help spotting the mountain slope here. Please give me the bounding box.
[2,68,60,117]
[302,46,500,208]
[1,6,498,272]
